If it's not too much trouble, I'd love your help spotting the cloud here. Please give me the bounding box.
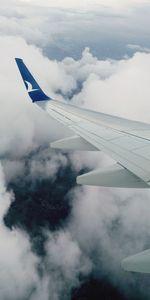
[0,163,41,300]
[19,0,100,9]
[70,49,150,123]
[43,230,92,299]
[19,0,149,9]
[127,44,150,53]
[68,186,150,298]
[0,157,90,300]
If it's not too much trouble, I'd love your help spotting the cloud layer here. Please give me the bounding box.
[1,0,150,60]
[0,164,41,300]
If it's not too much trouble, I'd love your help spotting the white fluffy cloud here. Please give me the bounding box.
[0,164,40,299]
[0,161,92,300]
[71,49,150,123]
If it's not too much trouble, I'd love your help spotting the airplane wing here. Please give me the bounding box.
[15,58,150,189]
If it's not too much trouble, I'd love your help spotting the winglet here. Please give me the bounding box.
[15,58,51,102]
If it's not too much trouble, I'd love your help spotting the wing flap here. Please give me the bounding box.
[50,135,97,151]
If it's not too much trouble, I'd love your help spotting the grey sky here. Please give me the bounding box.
[1,0,150,59]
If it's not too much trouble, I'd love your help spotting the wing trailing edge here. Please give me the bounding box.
[50,135,97,151]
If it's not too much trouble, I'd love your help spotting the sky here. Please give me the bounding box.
[21,0,148,8]
[1,1,150,300]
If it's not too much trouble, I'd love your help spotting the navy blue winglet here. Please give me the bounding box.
[15,58,51,102]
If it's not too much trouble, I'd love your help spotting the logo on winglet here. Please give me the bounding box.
[24,80,38,93]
